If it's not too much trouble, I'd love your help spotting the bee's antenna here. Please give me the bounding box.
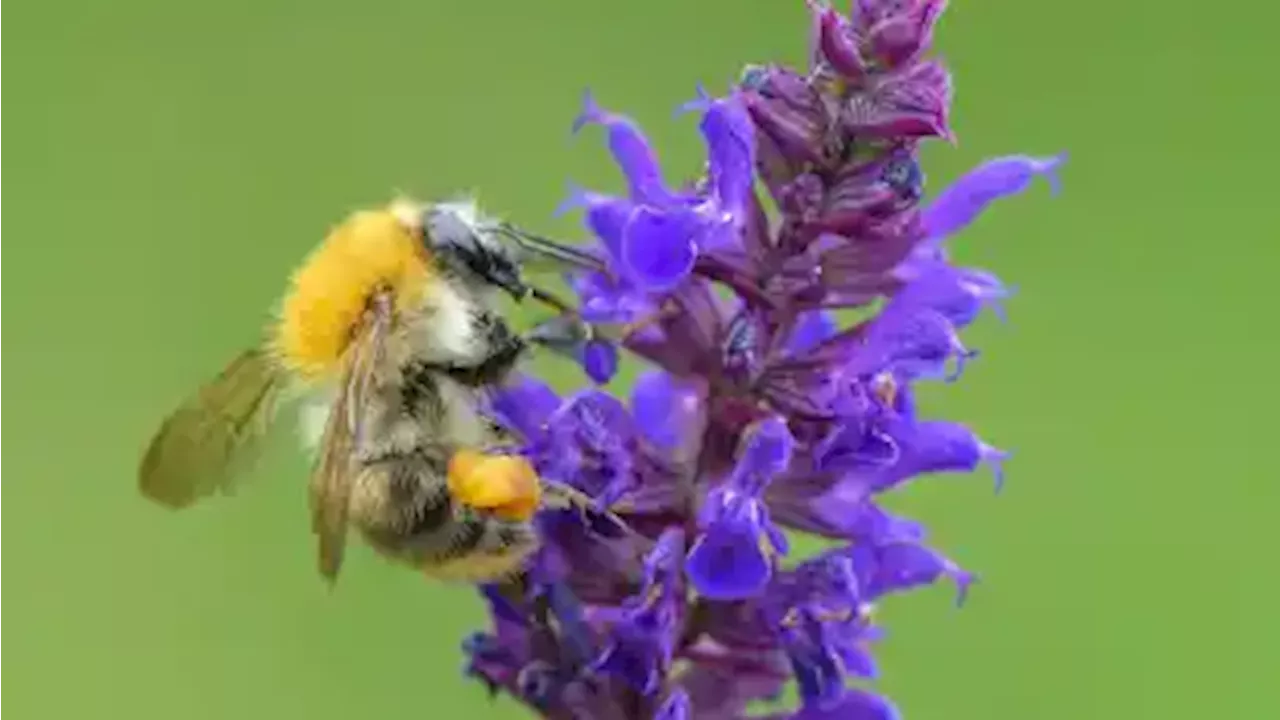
[491,223,608,273]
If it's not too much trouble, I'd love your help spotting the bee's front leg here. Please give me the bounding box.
[521,314,593,362]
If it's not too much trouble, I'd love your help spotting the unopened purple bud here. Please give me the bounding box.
[741,67,829,165]
[843,61,953,140]
[812,3,867,81]
[778,172,826,225]
[581,339,619,385]
[821,160,904,227]
[866,0,948,70]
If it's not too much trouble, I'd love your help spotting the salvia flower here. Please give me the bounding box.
[563,87,756,292]
[461,1,1064,717]
[685,416,794,600]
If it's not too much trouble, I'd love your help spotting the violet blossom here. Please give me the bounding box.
[462,2,1064,718]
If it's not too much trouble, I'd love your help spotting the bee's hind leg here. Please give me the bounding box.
[447,448,542,521]
[423,509,537,583]
[539,480,636,539]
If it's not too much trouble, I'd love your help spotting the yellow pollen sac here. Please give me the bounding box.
[272,206,432,382]
[447,449,543,522]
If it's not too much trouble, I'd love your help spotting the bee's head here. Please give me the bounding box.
[421,201,529,302]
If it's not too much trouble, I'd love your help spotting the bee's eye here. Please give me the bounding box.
[423,208,478,254]
[423,207,526,298]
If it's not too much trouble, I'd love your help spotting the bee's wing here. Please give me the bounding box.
[310,294,393,584]
[139,347,284,509]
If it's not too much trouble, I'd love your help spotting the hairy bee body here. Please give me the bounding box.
[318,325,537,581]
[139,198,579,585]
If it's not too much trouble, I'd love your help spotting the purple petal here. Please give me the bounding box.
[866,0,948,70]
[488,375,560,442]
[852,540,976,605]
[835,640,880,680]
[568,270,656,324]
[813,4,867,80]
[740,185,775,259]
[844,60,953,140]
[594,614,668,693]
[816,423,900,473]
[553,389,637,452]
[768,473,931,544]
[847,306,970,381]
[644,527,687,585]
[477,585,524,625]
[535,512,647,603]
[580,339,619,385]
[656,689,690,720]
[819,158,908,229]
[873,420,1008,491]
[790,688,901,720]
[787,310,839,355]
[543,580,594,667]
[679,656,789,718]
[572,89,674,206]
[740,66,829,166]
[559,187,634,264]
[813,493,927,544]
[891,261,1012,328]
[795,551,862,604]
[686,496,773,601]
[811,212,924,290]
[923,152,1068,240]
[779,172,826,225]
[622,206,700,289]
[737,416,796,480]
[681,88,757,214]
[631,370,703,450]
[780,615,846,710]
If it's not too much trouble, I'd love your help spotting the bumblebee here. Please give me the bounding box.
[138,198,605,584]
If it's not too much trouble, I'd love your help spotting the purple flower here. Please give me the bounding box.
[686,416,794,600]
[563,89,756,290]
[786,310,839,356]
[593,530,685,693]
[569,269,657,325]
[772,688,902,720]
[461,2,1063,718]
[655,689,690,720]
[581,339,620,385]
[922,153,1066,241]
[630,370,705,452]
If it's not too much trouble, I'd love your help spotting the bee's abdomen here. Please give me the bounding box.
[423,506,538,582]
[351,450,537,580]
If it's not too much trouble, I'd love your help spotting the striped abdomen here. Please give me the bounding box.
[351,450,538,581]
[345,359,538,582]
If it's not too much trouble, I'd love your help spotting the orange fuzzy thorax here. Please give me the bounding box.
[272,205,432,382]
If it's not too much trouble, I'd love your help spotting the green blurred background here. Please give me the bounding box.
[4,1,1274,718]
